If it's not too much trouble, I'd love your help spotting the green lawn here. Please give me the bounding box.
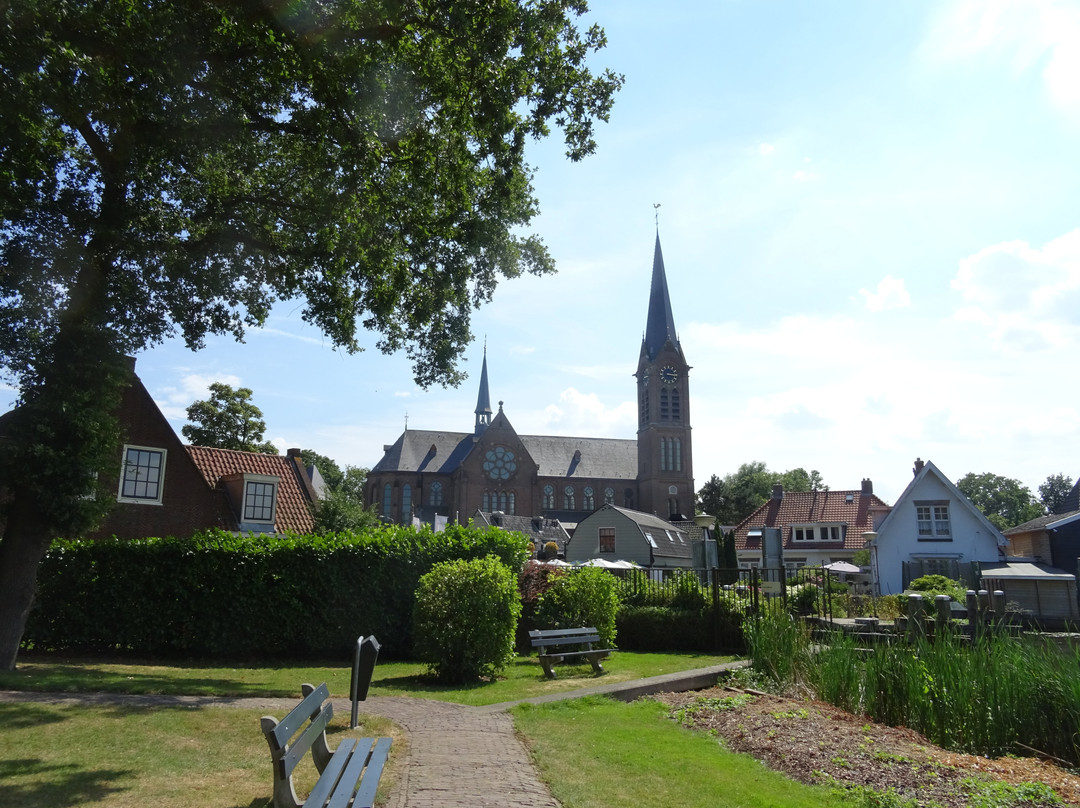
[513,696,849,808]
[0,700,398,808]
[0,651,736,706]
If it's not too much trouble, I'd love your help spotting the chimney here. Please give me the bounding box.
[861,478,873,496]
[913,458,925,477]
[287,448,302,458]
[771,483,784,500]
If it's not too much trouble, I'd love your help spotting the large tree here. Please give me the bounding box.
[1038,473,1075,515]
[0,0,621,668]
[300,448,376,532]
[955,472,1045,532]
[183,382,278,453]
[696,462,828,526]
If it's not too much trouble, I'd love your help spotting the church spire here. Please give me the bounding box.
[643,232,679,361]
[474,345,492,434]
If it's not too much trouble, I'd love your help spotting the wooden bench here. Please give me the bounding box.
[529,627,613,679]
[261,682,391,808]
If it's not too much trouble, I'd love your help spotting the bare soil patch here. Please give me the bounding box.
[652,687,1080,806]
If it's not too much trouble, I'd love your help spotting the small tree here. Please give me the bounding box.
[413,556,521,683]
[535,566,620,647]
[182,382,277,454]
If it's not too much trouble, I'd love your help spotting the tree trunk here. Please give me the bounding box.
[0,489,54,670]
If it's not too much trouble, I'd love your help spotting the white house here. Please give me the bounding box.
[867,459,1007,595]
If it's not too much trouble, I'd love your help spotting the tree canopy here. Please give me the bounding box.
[955,472,1044,531]
[697,462,828,526]
[1038,473,1074,515]
[182,382,278,454]
[0,0,621,669]
[300,449,376,532]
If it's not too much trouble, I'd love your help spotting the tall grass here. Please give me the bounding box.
[748,614,1080,766]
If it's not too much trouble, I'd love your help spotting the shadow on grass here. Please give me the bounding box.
[0,757,130,807]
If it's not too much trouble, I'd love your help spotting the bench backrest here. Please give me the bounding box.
[262,682,334,780]
[529,627,602,647]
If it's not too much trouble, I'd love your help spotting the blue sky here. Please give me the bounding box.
[6,0,1079,506]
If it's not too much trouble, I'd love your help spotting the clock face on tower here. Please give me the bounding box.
[660,365,678,384]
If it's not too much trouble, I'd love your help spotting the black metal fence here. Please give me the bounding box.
[614,565,836,652]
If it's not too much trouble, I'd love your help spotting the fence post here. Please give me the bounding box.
[935,595,951,636]
[907,594,924,641]
[966,589,979,639]
[991,589,1006,627]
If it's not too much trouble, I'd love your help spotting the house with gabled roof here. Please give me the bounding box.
[566,503,695,569]
[472,510,572,558]
[732,480,890,574]
[1004,477,1080,575]
[80,359,319,540]
[867,459,1007,595]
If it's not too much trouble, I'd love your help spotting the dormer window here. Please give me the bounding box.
[243,475,278,524]
[118,445,166,505]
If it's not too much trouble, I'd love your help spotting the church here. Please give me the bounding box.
[365,233,695,528]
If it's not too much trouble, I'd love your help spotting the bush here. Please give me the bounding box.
[516,560,566,650]
[25,523,532,660]
[905,575,966,615]
[535,566,620,647]
[412,556,522,683]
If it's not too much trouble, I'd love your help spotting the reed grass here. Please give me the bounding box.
[748,614,1080,766]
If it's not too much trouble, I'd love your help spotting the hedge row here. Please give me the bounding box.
[615,602,746,653]
[24,524,531,660]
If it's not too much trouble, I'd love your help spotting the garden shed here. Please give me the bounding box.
[979,560,1079,624]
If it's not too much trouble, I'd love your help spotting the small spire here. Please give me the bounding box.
[474,346,492,434]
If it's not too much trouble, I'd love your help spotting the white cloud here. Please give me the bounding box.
[925,0,1080,117]
[757,143,775,156]
[792,170,820,183]
[539,387,635,437]
[154,372,243,420]
[950,228,1080,349]
[858,275,912,312]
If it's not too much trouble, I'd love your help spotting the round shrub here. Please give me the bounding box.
[413,555,522,683]
[535,566,620,647]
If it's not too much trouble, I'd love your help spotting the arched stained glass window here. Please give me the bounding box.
[401,484,411,521]
[543,485,554,509]
[382,484,392,517]
[583,486,595,511]
[430,481,443,507]
[563,486,575,510]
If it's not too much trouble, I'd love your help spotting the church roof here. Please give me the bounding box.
[643,233,679,361]
[371,428,638,480]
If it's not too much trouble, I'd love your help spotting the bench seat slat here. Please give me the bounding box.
[305,738,356,808]
[335,737,392,808]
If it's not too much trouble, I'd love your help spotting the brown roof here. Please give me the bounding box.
[185,445,316,534]
[734,489,890,552]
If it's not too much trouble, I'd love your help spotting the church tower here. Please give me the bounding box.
[636,234,694,519]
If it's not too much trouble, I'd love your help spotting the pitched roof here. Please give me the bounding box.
[185,445,316,533]
[473,511,571,549]
[604,504,694,559]
[734,488,889,552]
[1004,508,1080,535]
[371,428,638,480]
[873,460,1008,549]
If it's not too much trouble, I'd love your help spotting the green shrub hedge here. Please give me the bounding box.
[24,523,531,660]
[413,556,521,682]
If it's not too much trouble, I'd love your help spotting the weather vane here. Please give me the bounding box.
[653,203,661,227]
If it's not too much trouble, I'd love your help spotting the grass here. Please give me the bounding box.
[513,696,849,808]
[0,650,736,706]
[0,700,399,808]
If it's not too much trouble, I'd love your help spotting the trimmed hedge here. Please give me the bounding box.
[24,523,531,660]
[616,601,747,653]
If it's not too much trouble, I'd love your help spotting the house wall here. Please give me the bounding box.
[1049,522,1080,575]
[874,474,1004,595]
[89,376,233,541]
[566,509,652,566]
[1007,530,1054,563]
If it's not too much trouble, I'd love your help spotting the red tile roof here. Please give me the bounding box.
[185,445,316,534]
[734,489,890,552]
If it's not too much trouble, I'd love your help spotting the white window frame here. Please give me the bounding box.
[242,474,278,525]
[117,445,167,505]
[916,501,951,540]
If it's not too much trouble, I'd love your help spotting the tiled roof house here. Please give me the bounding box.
[733,480,891,571]
[80,359,318,540]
